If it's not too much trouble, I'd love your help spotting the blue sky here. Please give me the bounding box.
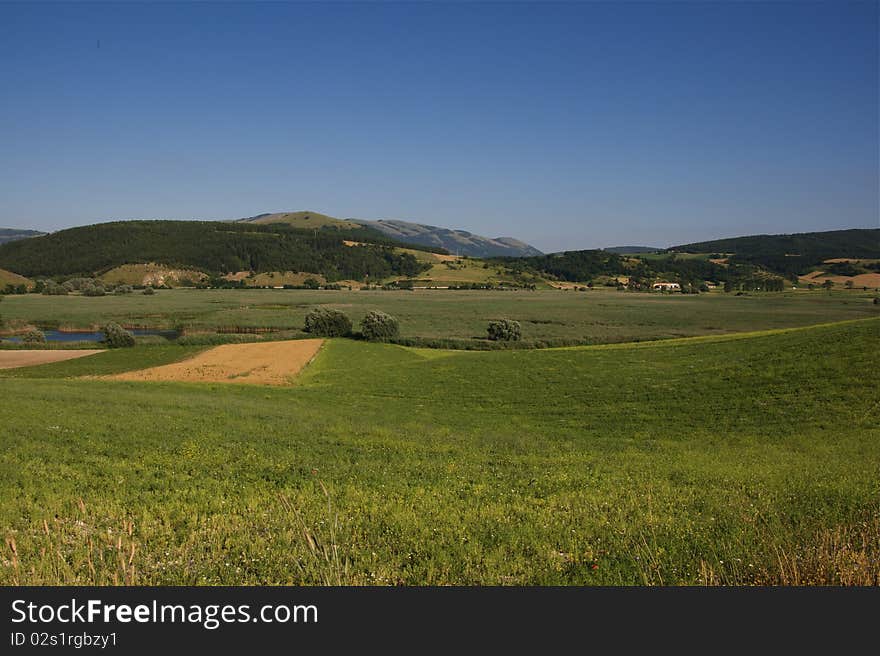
[0,1,877,252]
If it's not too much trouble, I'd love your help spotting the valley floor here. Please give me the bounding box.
[1,317,878,585]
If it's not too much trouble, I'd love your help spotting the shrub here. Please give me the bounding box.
[102,322,135,348]
[360,310,400,341]
[82,283,106,297]
[114,284,133,295]
[303,307,352,337]
[142,286,156,295]
[487,318,522,341]
[42,281,68,296]
[22,329,46,344]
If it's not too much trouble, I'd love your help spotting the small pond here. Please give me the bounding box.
[4,329,179,343]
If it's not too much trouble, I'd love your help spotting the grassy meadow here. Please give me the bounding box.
[1,287,877,344]
[1,314,878,585]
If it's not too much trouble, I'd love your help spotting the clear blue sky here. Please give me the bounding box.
[1,1,877,252]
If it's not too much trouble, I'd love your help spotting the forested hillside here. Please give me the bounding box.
[671,229,880,276]
[0,221,430,281]
[497,249,785,290]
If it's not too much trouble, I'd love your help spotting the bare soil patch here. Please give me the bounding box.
[0,350,103,370]
[111,339,324,385]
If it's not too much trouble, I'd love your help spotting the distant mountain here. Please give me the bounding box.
[603,246,661,254]
[0,228,45,245]
[239,211,355,231]
[237,211,543,258]
[670,228,880,276]
[354,219,543,258]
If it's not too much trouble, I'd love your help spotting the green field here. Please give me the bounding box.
[1,316,878,585]
[1,288,877,344]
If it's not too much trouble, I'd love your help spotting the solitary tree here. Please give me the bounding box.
[487,319,522,341]
[103,322,135,348]
[23,329,46,344]
[360,311,400,341]
[303,307,352,337]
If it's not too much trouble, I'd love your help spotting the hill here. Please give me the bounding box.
[670,228,880,276]
[603,246,661,254]
[236,210,543,258]
[0,267,33,290]
[0,220,429,281]
[238,211,357,231]
[0,228,46,245]
[99,263,209,287]
[499,247,796,290]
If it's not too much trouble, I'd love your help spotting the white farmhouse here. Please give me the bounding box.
[652,281,681,291]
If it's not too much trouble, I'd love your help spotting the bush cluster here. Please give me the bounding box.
[82,283,106,297]
[487,319,522,341]
[42,281,68,295]
[360,311,400,342]
[303,307,352,337]
[22,329,46,344]
[102,322,135,348]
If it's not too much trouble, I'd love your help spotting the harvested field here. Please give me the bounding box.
[111,339,324,385]
[0,349,103,370]
[800,271,880,287]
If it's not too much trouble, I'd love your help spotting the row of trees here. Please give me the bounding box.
[722,278,786,292]
[40,278,155,296]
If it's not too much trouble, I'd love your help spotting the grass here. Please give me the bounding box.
[0,317,877,585]
[1,287,876,343]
